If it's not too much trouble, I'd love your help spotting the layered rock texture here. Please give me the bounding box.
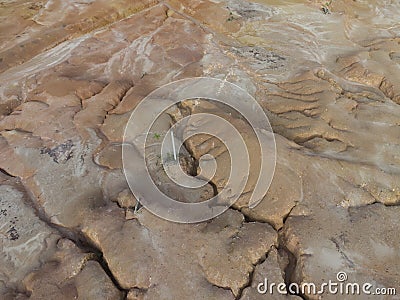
[0,0,399,299]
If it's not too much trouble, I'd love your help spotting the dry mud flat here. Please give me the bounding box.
[0,0,400,299]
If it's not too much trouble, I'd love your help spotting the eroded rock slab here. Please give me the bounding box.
[24,239,122,300]
[0,0,399,299]
[82,208,276,298]
[0,174,58,298]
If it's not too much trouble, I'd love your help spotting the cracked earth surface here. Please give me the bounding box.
[0,0,399,299]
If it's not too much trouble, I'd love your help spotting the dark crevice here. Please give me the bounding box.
[275,196,306,299]
[4,128,34,135]
[236,205,283,230]
[207,178,219,198]
[330,237,355,268]
[75,81,108,104]
[94,250,128,297]
[277,230,306,300]
[101,82,134,124]
[228,205,271,225]
[173,105,220,196]
[282,202,298,225]
[273,194,307,300]
[181,142,200,177]
[364,200,400,207]
[235,246,274,300]
[0,167,16,178]
[242,212,260,224]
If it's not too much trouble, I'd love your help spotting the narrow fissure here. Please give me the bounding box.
[277,227,306,300]
[0,168,15,178]
[235,246,274,300]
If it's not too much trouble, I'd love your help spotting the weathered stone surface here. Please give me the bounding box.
[283,203,400,300]
[24,239,122,299]
[241,247,301,300]
[75,260,123,300]
[0,174,59,298]
[0,0,399,299]
[0,130,106,228]
[0,0,159,73]
[81,208,276,298]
